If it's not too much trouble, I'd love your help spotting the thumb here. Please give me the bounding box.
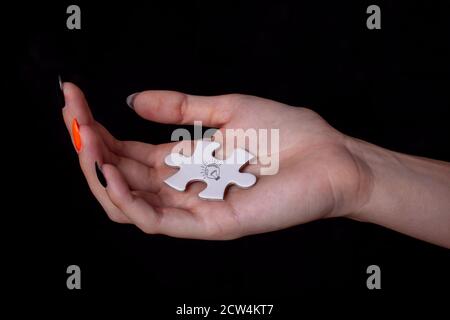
[126,90,237,128]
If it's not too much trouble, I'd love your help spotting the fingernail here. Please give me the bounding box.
[58,74,63,91]
[72,118,82,152]
[57,74,65,109]
[126,93,139,109]
[95,162,107,188]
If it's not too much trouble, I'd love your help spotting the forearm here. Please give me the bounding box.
[347,138,450,248]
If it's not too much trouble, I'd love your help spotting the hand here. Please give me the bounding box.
[61,83,373,239]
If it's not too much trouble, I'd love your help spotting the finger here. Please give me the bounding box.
[78,125,131,224]
[93,122,182,192]
[59,83,175,168]
[102,163,162,233]
[61,82,97,154]
[128,90,238,127]
[94,122,122,152]
[103,164,221,239]
[93,121,162,166]
[62,82,95,129]
[114,156,161,193]
[88,122,162,192]
[100,132,193,168]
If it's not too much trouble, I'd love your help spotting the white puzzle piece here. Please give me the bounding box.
[164,140,257,200]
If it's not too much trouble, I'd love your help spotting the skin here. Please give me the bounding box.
[61,82,450,247]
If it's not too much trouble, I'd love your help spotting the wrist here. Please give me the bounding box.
[321,135,376,220]
[340,135,450,248]
[341,136,382,222]
[345,136,446,223]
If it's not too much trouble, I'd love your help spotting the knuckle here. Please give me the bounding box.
[298,106,320,118]
[108,213,127,224]
[109,192,125,210]
[103,206,128,224]
[178,93,189,123]
[139,221,157,235]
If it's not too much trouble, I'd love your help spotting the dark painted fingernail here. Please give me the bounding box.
[95,162,107,188]
[126,93,139,109]
[57,74,65,109]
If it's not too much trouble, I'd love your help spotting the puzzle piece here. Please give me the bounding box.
[164,140,257,200]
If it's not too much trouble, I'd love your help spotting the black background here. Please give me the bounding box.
[14,0,450,314]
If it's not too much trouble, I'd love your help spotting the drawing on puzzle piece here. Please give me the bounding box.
[164,140,257,200]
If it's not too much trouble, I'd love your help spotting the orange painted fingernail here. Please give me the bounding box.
[72,118,82,152]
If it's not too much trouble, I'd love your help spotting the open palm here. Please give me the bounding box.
[62,83,370,239]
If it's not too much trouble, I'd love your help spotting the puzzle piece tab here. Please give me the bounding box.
[164,140,257,200]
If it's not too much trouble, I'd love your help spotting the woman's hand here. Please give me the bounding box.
[61,83,370,239]
[61,82,450,248]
